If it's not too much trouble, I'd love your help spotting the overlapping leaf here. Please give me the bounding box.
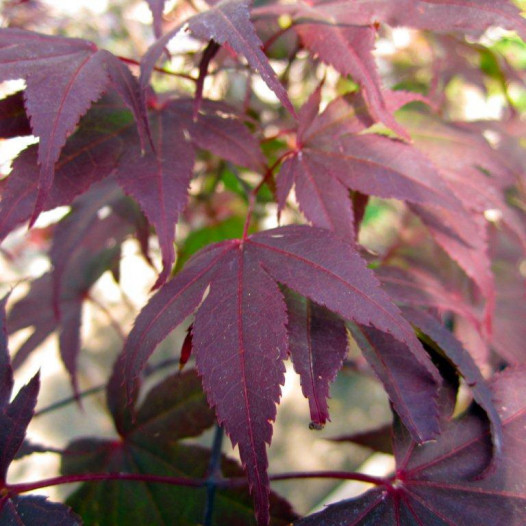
[399,109,526,249]
[295,366,526,525]
[63,368,295,526]
[266,0,526,40]
[0,28,149,221]
[120,224,440,525]
[141,0,293,115]
[289,3,409,138]
[277,90,463,243]
[0,90,32,139]
[8,186,139,392]
[404,307,503,469]
[284,290,348,429]
[0,296,79,524]
[0,94,262,286]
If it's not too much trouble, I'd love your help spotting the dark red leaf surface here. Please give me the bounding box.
[0,496,81,526]
[0,28,149,221]
[141,0,294,115]
[284,291,348,429]
[0,95,135,241]
[0,90,32,139]
[347,323,440,443]
[403,307,503,470]
[0,293,40,483]
[277,91,464,242]
[122,224,440,525]
[291,5,409,139]
[295,366,526,525]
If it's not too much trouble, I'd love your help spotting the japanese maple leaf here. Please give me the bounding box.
[8,188,139,393]
[277,89,463,243]
[408,204,495,329]
[289,2,409,139]
[0,94,263,287]
[62,367,296,525]
[0,295,80,525]
[0,94,140,242]
[284,290,348,429]
[116,97,265,287]
[399,109,526,249]
[403,307,503,469]
[0,28,150,222]
[119,225,440,525]
[0,90,31,139]
[277,0,526,40]
[295,366,526,525]
[141,0,294,115]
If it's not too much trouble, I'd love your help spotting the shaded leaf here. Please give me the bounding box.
[404,307,503,471]
[0,495,81,526]
[347,323,440,443]
[0,94,135,242]
[295,366,526,525]
[63,368,294,526]
[8,198,135,389]
[0,28,149,220]
[284,291,348,429]
[0,90,32,139]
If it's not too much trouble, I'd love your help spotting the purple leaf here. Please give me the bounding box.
[0,372,39,481]
[0,91,32,138]
[293,0,526,40]
[278,93,464,242]
[116,107,195,288]
[0,294,13,408]
[284,291,348,429]
[122,241,233,402]
[0,94,136,241]
[0,28,148,221]
[141,0,294,115]
[295,366,526,525]
[9,202,135,391]
[293,8,409,139]
[193,248,288,526]
[0,495,81,526]
[146,0,167,37]
[347,323,440,442]
[122,225,441,524]
[404,307,503,470]
[377,265,483,330]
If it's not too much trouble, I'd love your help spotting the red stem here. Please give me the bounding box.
[5,470,390,497]
[7,473,205,494]
[269,471,388,486]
